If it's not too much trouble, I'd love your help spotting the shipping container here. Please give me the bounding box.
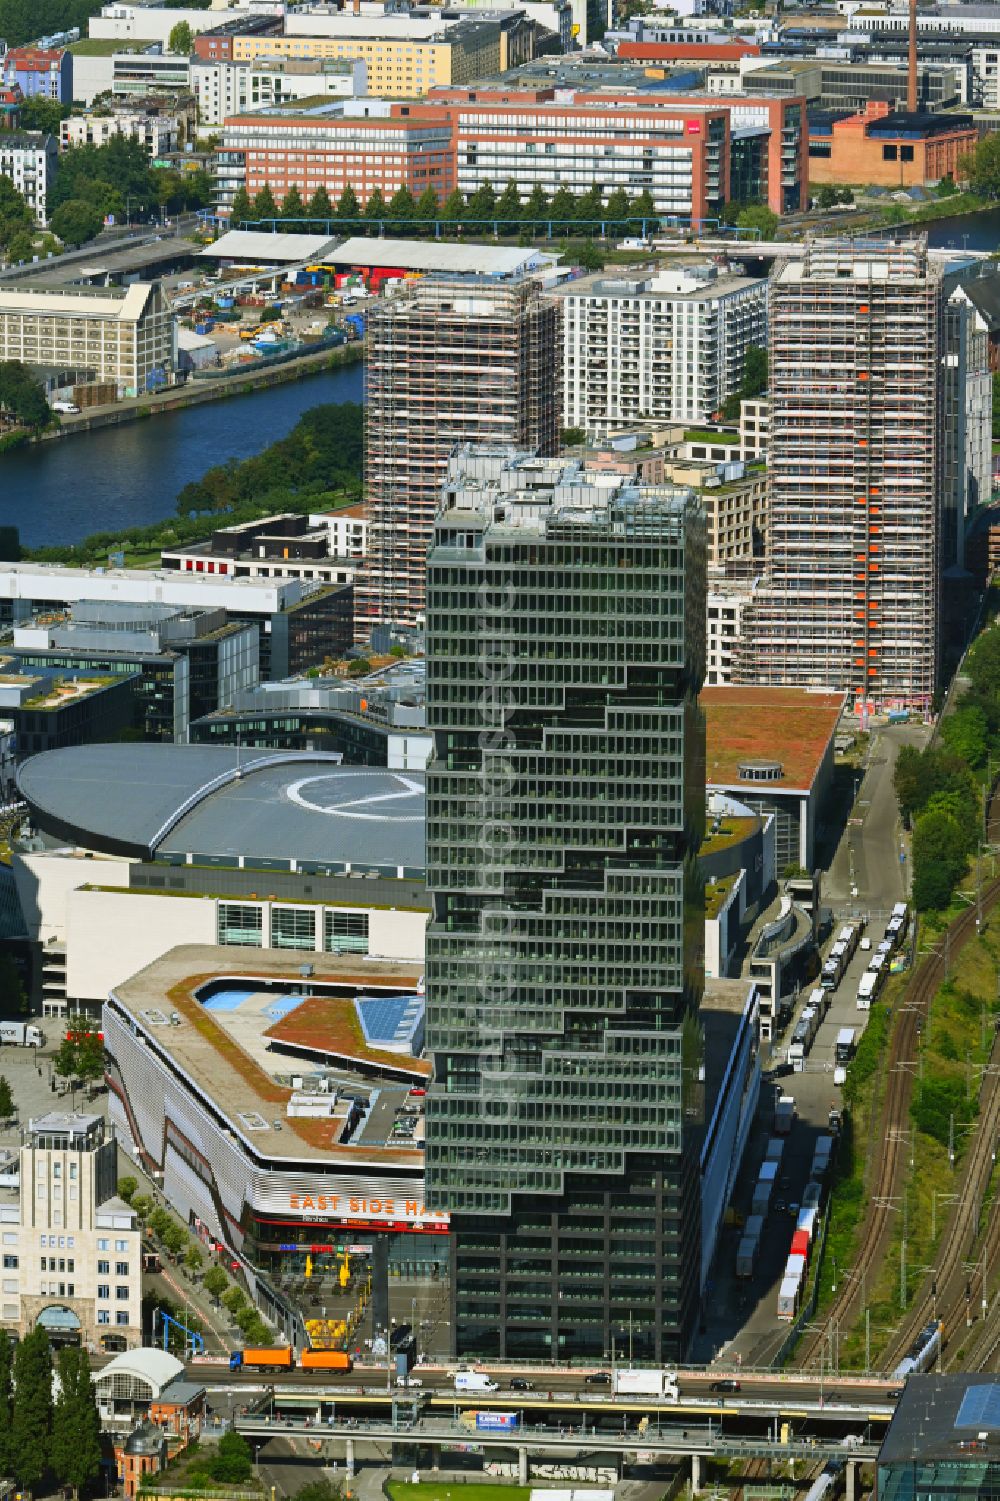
[744,1213,765,1242]
[784,1252,807,1282]
[300,1349,352,1371]
[791,1229,810,1259]
[775,1095,796,1134]
[758,1160,778,1184]
[736,1236,758,1278]
[777,1275,801,1320]
[796,1206,818,1239]
[764,1137,784,1164]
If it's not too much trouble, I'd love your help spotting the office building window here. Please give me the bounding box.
[323,909,369,954]
[218,902,263,947]
[270,906,316,950]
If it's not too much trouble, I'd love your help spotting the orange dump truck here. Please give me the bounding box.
[229,1347,294,1371]
[300,1349,353,1372]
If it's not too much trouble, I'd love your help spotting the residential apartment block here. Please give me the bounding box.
[357,269,559,634]
[0,283,174,392]
[0,134,57,226]
[737,238,942,712]
[61,109,181,155]
[218,100,454,214]
[424,446,707,1362]
[0,1112,142,1350]
[559,262,768,430]
[706,579,757,685]
[191,55,366,126]
[2,48,72,104]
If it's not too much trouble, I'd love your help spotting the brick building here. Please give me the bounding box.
[808,102,978,188]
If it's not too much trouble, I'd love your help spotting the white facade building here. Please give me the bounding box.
[706,578,757,686]
[191,55,367,127]
[0,134,57,225]
[0,1113,141,1350]
[61,110,181,154]
[560,263,768,431]
[89,3,284,45]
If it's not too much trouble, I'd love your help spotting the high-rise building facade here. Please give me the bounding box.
[738,237,942,712]
[424,447,706,1362]
[356,275,559,637]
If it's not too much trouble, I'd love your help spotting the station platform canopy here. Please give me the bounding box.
[201,230,339,263]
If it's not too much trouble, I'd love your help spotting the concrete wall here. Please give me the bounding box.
[12,848,133,945]
[67,887,216,1001]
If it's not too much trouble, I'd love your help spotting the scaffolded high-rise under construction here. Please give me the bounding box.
[738,236,942,712]
[355,271,560,638]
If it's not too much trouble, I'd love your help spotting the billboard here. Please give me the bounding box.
[475,1413,520,1432]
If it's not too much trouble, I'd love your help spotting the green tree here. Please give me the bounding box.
[549,186,576,231]
[203,1265,228,1301]
[212,1431,253,1485]
[522,183,548,224]
[222,1285,247,1315]
[131,1193,153,1221]
[280,183,305,224]
[941,702,989,767]
[440,188,466,225]
[816,184,839,210]
[17,97,68,135]
[629,189,657,224]
[12,1326,53,1497]
[185,1244,204,1275]
[415,185,439,223]
[117,1175,138,1204]
[51,1038,77,1081]
[605,186,630,231]
[578,239,604,271]
[295,1481,343,1501]
[347,657,371,677]
[230,186,253,226]
[50,200,103,247]
[162,1222,187,1259]
[168,19,194,53]
[0,1077,13,1122]
[912,807,967,911]
[0,362,49,428]
[0,177,34,247]
[363,188,387,226]
[307,184,333,223]
[149,1206,171,1239]
[51,1346,101,1501]
[76,1032,104,1083]
[335,184,360,224]
[959,134,1000,198]
[576,184,604,224]
[252,184,278,222]
[0,1328,13,1475]
[387,185,417,234]
[741,344,768,399]
[736,203,778,239]
[466,180,496,224]
[561,427,586,446]
[495,179,521,229]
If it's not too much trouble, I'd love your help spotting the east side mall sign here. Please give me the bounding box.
[288,1192,449,1229]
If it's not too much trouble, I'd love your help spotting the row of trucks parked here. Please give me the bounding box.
[229,1347,352,1371]
[777,1202,821,1320]
[857,904,909,1010]
[820,920,863,993]
[788,988,831,1070]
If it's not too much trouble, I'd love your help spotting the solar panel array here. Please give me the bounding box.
[955,1385,1000,1430]
[356,994,425,1050]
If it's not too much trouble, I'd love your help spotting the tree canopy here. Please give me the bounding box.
[959,133,1000,198]
[168,19,193,53]
[12,1327,53,1496]
[51,1346,101,1501]
[0,363,49,429]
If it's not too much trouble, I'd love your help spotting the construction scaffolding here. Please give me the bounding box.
[737,236,942,713]
[356,272,560,639]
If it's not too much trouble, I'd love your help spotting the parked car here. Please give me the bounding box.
[709,1379,741,1393]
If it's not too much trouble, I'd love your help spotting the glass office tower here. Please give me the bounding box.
[424,448,706,1362]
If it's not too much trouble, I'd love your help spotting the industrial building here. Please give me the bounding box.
[807,102,977,189]
[13,743,430,1017]
[423,445,707,1362]
[737,237,944,713]
[559,262,768,431]
[356,270,559,636]
[0,283,174,396]
[0,1112,142,1351]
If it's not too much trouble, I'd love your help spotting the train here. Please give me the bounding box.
[891,1320,942,1379]
[229,1347,353,1372]
[803,1461,843,1501]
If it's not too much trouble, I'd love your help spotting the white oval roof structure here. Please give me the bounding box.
[94,1347,184,1400]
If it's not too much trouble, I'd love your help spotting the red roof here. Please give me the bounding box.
[5,48,65,70]
[618,40,761,60]
[703,686,845,793]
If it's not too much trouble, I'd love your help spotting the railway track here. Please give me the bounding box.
[794,838,1000,1372]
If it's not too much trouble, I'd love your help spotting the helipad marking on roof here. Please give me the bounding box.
[286,772,425,822]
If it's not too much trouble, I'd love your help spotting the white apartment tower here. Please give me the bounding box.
[737,237,943,713]
[560,263,768,433]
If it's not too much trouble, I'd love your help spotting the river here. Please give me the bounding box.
[0,361,365,550]
[924,206,1000,252]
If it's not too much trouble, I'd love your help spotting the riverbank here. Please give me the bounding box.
[32,338,364,446]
